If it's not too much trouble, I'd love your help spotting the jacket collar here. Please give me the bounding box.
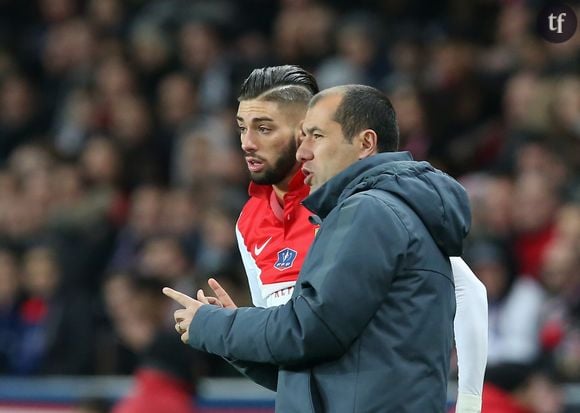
[302,152,413,219]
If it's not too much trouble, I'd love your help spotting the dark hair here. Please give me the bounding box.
[311,85,399,153]
[238,65,319,104]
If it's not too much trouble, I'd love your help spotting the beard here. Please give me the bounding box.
[249,139,298,186]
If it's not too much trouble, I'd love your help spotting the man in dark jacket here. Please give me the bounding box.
[165,85,471,412]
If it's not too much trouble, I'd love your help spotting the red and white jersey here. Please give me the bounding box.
[236,171,316,307]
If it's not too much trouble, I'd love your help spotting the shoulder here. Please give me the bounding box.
[327,191,410,244]
[339,190,410,228]
[240,196,267,214]
[238,197,267,223]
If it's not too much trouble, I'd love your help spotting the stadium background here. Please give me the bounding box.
[0,0,579,411]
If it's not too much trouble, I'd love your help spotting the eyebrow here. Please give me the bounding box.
[236,116,275,123]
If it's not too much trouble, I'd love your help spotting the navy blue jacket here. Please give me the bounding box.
[190,152,471,412]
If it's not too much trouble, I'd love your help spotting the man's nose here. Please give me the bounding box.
[241,131,257,153]
[296,138,313,162]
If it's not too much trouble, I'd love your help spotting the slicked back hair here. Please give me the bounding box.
[310,85,400,153]
[238,65,319,105]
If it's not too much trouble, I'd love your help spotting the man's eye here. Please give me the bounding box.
[314,134,323,139]
[238,126,247,133]
[258,126,271,134]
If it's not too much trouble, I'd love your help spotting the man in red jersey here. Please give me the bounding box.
[234,66,320,307]
[171,66,488,412]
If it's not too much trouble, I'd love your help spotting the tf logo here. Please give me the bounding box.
[537,3,577,43]
[274,248,297,271]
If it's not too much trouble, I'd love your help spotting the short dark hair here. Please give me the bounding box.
[311,85,399,153]
[238,65,319,104]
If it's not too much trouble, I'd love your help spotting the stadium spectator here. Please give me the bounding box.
[481,363,563,413]
[466,238,544,366]
[0,1,576,409]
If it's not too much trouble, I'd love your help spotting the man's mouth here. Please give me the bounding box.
[246,157,265,173]
[302,167,313,185]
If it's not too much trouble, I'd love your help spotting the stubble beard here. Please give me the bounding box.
[249,139,298,186]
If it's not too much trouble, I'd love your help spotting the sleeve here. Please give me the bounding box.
[189,195,408,366]
[450,257,488,413]
[225,359,278,391]
[235,223,267,307]
[496,279,544,362]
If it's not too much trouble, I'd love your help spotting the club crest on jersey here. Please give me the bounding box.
[274,248,297,271]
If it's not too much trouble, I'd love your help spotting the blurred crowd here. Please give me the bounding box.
[0,0,579,410]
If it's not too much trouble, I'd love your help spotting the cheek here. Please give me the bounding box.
[269,131,294,152]
[332,146,359,171]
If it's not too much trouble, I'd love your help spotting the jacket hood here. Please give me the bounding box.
[303,152,471,256]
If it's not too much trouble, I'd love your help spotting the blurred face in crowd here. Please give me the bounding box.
[95,58,135,101]
[129,185,163,237]
[297,92,369,192]
[237,99,304,187]
[161,189,198,235]
[103,273,133,320]
[540,240,578,295]
[512,172,558,233]
[179,22,220,71]
[473,260,509,301]
[40,0,76,22]
[22,247,60,298]
[517,373,563,413]
[555,204,580,246]
[158,74,197,126]
[138,237,188,280]
[483,176,514,236]
[0,75,35,126]
[0,250,19,305]
[110,95,151,145]
[81,137,120,186]
[88,0,122,30]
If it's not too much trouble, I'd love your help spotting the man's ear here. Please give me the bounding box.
[357,129,378,159]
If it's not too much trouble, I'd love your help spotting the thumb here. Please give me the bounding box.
[197,288,210,304]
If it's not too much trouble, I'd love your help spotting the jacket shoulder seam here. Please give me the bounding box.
[404,268,455,285]
[349,191,412,247]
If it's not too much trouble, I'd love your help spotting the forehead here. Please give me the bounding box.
[236,99,283,122]
[303,93,342,128]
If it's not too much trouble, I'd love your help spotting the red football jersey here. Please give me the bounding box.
[236,171,317,306]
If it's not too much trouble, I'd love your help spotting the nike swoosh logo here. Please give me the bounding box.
[254,237,272,256]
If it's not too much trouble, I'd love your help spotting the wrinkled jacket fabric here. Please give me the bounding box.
[190,152,471,412]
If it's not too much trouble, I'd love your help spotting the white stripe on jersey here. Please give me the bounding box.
[235,223,298,307]
[235,224,266,307]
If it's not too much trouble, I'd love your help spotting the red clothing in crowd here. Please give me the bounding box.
[481,383,533,413]
[113,368,196,413]
[514,223,556,278]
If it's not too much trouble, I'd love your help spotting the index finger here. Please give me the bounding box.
[163,287,195,307]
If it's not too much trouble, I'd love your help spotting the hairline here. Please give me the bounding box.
[238,84,313,104]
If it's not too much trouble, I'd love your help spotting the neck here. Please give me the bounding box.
[271,165,301,205]
[272,185,286,205]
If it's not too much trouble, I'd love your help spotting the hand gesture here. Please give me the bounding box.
[162,287,204,344]
[207,278,238,309]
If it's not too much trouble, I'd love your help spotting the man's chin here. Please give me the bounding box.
[249,171,273,185]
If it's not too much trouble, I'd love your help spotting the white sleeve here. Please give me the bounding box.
[235,223,266,308]
[450,257,488,413]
